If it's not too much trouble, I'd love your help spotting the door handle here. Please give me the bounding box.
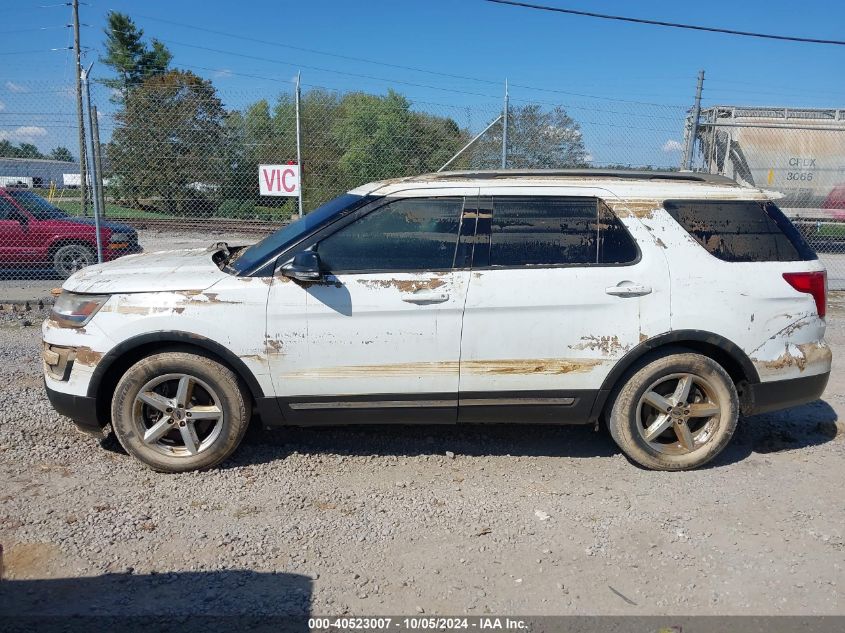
[605,283,652,297]
[401,291,449,304]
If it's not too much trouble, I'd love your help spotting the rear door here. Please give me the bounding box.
[458,189,670,422]
[266,189,477,423]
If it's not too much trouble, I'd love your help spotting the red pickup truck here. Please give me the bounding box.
[0,188,141,278]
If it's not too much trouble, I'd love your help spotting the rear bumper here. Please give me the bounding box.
[745,371,830,416]
[44,381,103,435]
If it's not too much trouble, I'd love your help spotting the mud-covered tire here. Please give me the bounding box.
[111,351,249,473]
[608,352,739,471]
[52,243,95,278]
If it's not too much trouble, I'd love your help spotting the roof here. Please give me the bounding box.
[0,157,77,166]
[348,168,772,201]
[415,169,739,185]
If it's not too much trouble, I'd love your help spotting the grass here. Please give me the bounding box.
[813,223,845,239]
[54,200,177,220]
[49,197,296,223]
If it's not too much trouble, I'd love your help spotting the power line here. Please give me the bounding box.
[158,39,504,101]
[124,15,681,107]
[0,48,72,55]
[0,25,74,34]
[484,0,845,46]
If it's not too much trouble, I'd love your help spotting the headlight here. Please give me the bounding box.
[108,232,134,249]
[50,292,110,328]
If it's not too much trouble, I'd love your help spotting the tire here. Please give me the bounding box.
[52,243,95,278]
[111,351,250,473]
[608,351,739,471]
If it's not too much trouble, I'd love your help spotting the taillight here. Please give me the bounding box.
[783,271,827,318]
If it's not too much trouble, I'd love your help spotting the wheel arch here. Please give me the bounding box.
[590,330,759,421]
[48,237,96,260]
[87,331,267,427]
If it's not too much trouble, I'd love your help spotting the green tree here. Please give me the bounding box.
[15,143,44,159]
[222,88,468,213]
[49,146,75,162]
[472,104,588,169]
[100,11,172,101]
[108,70,226,214]
[332,90,414,185]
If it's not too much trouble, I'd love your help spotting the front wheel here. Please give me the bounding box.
[53,243,95,278]
[111,351,250,472]
[608,352,739,471]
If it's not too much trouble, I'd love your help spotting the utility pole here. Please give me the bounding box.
[501,79,509,169]
[681,70,704,171]
[91,105,107,227]
[295,71,303,218]
[82,64,103,263]
[72,0,89,216]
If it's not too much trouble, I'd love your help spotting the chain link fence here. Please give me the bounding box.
[2,77,844,290]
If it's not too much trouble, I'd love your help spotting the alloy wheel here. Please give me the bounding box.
[132,373,224,457]
[635,372,721,455]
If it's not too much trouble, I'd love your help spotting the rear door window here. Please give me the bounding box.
[664,200,817,262]
[484,196,638,267]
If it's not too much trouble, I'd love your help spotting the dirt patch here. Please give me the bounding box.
[287,358,602,378]
[569,335,630,356]
[1,542,61,579]
[357,277,446,293]
[73,346,102,367]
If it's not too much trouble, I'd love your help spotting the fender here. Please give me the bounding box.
[86,330,267,401]
[588,329,760,421]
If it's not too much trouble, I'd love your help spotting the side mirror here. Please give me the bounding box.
[281,251,323,282]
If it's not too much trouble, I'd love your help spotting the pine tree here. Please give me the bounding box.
[100,12,172,101]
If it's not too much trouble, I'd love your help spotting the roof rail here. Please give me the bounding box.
[419,169,740,186]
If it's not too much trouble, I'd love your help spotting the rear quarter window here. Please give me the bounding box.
[664,200,817,262]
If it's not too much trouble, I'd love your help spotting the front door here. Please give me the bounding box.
[0,194,33,266]
[266,190,476,423]
[458,191,670,422]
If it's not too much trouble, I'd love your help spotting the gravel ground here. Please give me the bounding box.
[0,297,844,618]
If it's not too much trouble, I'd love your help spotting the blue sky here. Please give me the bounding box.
[1,0,843,166]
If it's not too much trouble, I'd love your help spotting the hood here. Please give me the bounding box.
[63,245,230,294]
[63,216,137,233]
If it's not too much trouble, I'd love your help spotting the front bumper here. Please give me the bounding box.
[745,371,830,416]
[44,380,103,435]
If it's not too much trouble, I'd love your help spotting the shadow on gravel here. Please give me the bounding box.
[0,570,311,632]
[96,399,840,470]
[0,268,61,281]
[708,399,840,468]
[230,419,619,468]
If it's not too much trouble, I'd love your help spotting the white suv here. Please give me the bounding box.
[42,170,831,472]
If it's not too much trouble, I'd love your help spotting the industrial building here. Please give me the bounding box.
[0,156,81,188]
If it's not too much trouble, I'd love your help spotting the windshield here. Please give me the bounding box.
[6,190,68,220]
[228,193,370,274]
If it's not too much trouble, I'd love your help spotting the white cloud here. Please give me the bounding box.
[213,68,233,80]
[0,125,48,142]
[0,100,5,112]
[662,139,684,153]
[5,81,29,94]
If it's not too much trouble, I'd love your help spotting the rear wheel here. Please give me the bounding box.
[608,352,739,470]
[52,243,95,278]
[111,351,250,473]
